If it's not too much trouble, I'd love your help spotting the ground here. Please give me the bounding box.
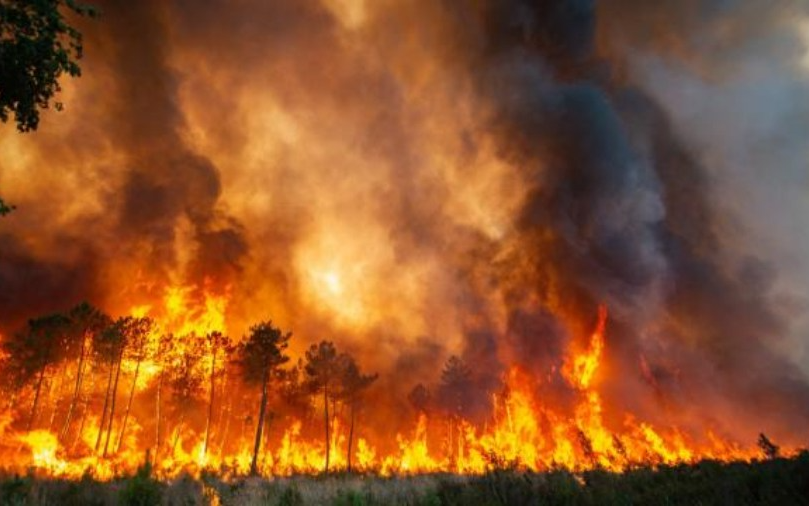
[2,454,809,505]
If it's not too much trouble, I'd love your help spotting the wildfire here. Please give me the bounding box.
[0,291,793,482]
[0,297,791,480]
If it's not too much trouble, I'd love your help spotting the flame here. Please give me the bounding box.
[0,298,789,479]
[0,0,804,485]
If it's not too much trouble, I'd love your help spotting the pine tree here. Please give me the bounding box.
[237,321,291,476]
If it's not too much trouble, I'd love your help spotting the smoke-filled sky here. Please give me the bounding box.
[1,0,809,442]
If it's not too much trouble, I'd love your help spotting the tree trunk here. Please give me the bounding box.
[73,375,94,453]
[27,366,47,431]
[347,401,356,473]
[116,352,142,453]
[218,393,232,456]
[323,382,330,474]
[202,350,216,462]
[95,360,115,452]
[47,370,65,431]
[250,367,270,476]
[155,368,164,463]
[215,374,229,453]
[171,411,186,456]
[103,346,125,457]
[60,330,88,440]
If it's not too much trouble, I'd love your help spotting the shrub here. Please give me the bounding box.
[119,462,163,506]
[0,475,31,506]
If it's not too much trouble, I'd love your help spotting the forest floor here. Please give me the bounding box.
[2,453,809,505]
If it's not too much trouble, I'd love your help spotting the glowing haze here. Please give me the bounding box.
[1,0,809,477]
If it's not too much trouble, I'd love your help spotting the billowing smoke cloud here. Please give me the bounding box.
[1,0,808,445]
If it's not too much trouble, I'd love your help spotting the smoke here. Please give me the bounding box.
[1,0,808,443]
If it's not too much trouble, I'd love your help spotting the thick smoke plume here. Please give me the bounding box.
[1,0,808,448]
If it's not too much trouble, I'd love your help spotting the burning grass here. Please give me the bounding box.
[2,453,809,505]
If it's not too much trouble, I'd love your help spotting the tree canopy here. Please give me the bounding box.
[0,0,96,132]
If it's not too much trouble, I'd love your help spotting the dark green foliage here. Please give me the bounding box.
[163,473,204,506]
[2,455,809,504]
[429,453,809,505]
[0,475,31,506]
[332,489,367,506]
[237,320,292,476]
[238,321,292,386]
[0,0,96,132]
[118,461,163,506]
[276,484,305,506]
[32,474,107,506]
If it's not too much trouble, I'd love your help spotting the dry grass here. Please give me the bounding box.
[2,453,809,505]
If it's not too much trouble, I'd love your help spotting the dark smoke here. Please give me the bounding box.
[98,0,247,291]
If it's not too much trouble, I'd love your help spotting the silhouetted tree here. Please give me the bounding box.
[201,330,233,462]
[408,383,432,415]
[116,317,154,454]
[60,302,110,441]
[337,354,377,472]
[101,317,143,457]
[2,314,71,430]
[153,332,174,461]
[92,316,128,454]
[438,355,472,418]
[758,433,780,460]
[237,321,291,476]
[0,0,96,132]
[438,355,473,460]
[278,361,312,420]
[304,341,341,473]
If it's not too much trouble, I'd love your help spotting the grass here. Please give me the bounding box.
[1,452,808,505]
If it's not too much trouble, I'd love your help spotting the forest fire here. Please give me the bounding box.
[1,0,809,488]
[0,291,781,479]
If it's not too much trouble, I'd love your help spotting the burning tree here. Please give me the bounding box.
[438,355,474,461]
[93,316,134,457]
[115,317,154,454]
[408,384,432,416]
[337,354,377,472]
[59,302,110,442]
[304,341,341,473]
[1,314,71,431]
[153,332,174,462]
[237,321,291,476]
[201,331,233,462]
[166,334,206,456]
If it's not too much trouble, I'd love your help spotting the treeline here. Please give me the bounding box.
[0,302,379,474]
